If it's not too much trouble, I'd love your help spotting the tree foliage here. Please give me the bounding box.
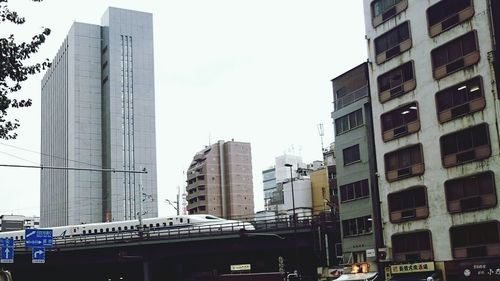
[0,0,50,140]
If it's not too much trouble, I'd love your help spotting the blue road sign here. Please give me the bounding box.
[0,238,13,248]
[32,248,45,264]
[25,229,53,248]
[0,246,14,263]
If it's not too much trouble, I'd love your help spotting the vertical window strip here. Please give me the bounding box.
[121,35,129,220]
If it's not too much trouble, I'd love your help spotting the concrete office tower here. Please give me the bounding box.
[363,0,500,280]
[186,140,254,219]
[41,7,157,227]
[330,62,380,277]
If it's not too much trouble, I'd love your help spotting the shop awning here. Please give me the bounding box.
[390,271,441,281]
[334,272,378,281]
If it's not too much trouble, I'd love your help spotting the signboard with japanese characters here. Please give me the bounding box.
[391,262,435,274]
[461,262,500,278]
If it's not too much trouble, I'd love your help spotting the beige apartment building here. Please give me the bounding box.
[185,140,254,219]
[363,0,500,280]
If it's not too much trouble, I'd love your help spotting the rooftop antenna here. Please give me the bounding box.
[317,123,324,153]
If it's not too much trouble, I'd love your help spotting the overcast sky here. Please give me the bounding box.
[0,0,366,217]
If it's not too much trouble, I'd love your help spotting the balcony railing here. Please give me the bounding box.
[333,85,368,111]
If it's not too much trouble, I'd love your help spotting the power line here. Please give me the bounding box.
[0,142,102,168]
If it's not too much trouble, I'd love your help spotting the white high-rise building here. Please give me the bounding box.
[40,7,157,227]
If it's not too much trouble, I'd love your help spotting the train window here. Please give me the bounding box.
[130,226,134,229]
[180,218,183,223]
[149,224,154,228]
[106,228,109,232]
[100,229,103,233]
[94,229,98,234]
[124,226,128,230]
[21,235,23,239]
[15,236,18,240]
[143,225,147,229]
[163,223,167,227]
[118,227,121,231]
[83,230,86,234]
[169,222,173,226]
[156,223,160,227]
[187,219,190,223]
[73,229,77,233]
[112,227,115,232]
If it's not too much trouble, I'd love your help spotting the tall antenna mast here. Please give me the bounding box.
[317,123,325,152]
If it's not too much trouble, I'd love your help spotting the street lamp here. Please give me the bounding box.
[285,163,300,278]
[284,163,296,223]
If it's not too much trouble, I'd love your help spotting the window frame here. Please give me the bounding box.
[343,144,361,166]
[392,230,433,262]
[335,109,364,136]
[435,76,485,123]
[341,215,373,237]
[374,21,412,64]
[388,186,429,223]
[339,179,370,203]
[427,0,474,37]
[431,31,480,80]
[445,171,497,213]
[384,144,425,182]
[377,61,416,103]
[440,123,491,168]
[381,102,420,142]
[449,221,500,259]
[371,0,408,28]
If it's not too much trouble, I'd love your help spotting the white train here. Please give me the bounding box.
[0,215,254,242]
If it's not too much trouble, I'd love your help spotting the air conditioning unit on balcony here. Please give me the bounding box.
[379,248,392,262]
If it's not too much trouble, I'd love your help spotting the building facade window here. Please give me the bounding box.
[440,123,491,168]
[371,0,408,27]
[335,109,364,135]
[375,21,412,64]
[450,221,500,259]
[388,186,428,223]
[381,102,420,142]
[392,231,433,262]
[378,61,416,103]
[435,76,485,123]
[342,216,372,237]
[445,171,497,213]
[431,31,479,80]
[427,0,474,37]
[340,179,370,202]
[343,145,361,166]
[384,144,424,182]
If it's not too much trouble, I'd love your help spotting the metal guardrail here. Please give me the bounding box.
[12,212,338,251]
[333,85,368,111]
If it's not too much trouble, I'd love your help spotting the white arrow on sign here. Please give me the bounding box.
[4,248,10,259]
[26,231,36,238]
[34,250,44,258]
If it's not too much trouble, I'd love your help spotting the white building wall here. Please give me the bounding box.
[282,178,313,214]
[275,154,303,183]
[363,0,500,262]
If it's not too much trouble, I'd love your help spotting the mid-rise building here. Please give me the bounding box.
[263,167,279,210]
[330,62,381,278]
[262,154,305,213]
[363,0,500,280]
[186,140,254,219]
[0,215,40,232]
[40,7,158,227]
